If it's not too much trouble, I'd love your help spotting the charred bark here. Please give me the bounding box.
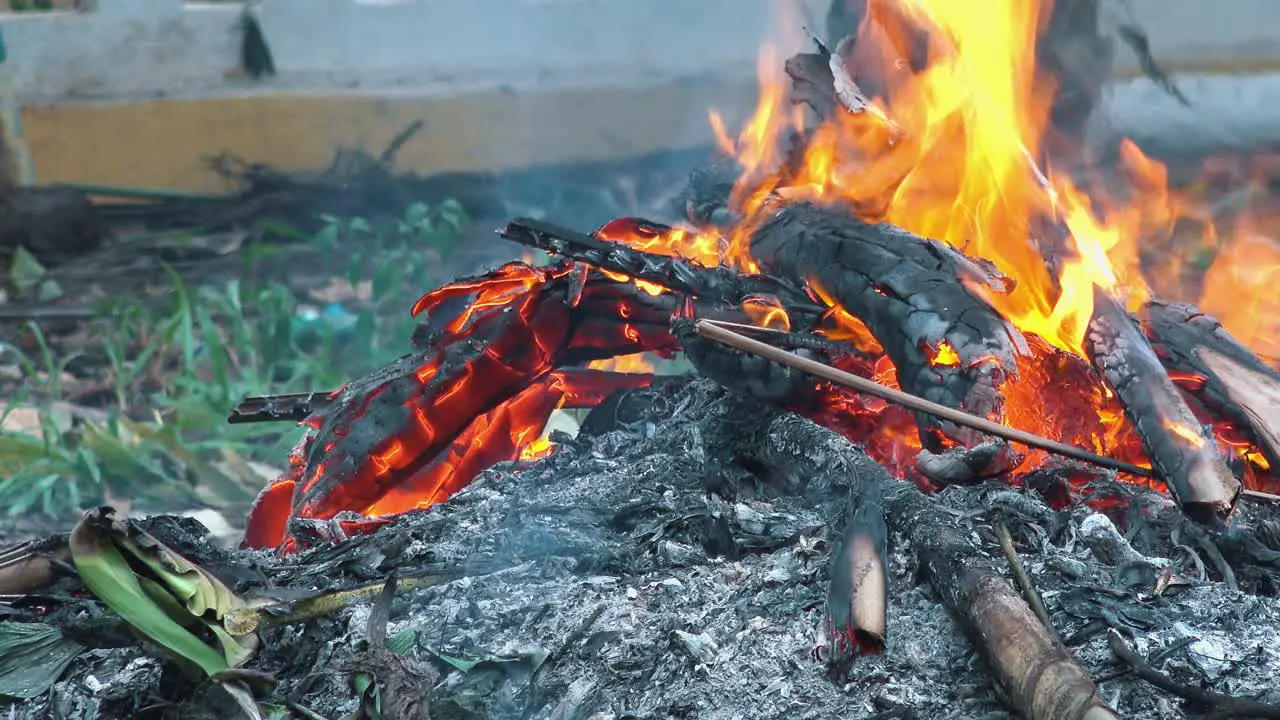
[500,217,826,325]
[745,201,1028,449]
[241,263,682,548]
[1085,291,1240,524]
[825,483,888,661]
[890,485,1118,720]
[1143,299,1280,472]
[713,395,1116,720]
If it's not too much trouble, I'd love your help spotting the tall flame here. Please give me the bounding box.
[697,0,1171,357]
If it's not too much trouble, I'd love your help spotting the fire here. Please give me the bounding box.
[742,295,792,331]
[925,340,961,368]
[243,1,1280,552]
[1200,232,1280,361]
[518,437,555,461]
[589,353,657,374]
[693,0,1165,358]
[1164,420,1207,450]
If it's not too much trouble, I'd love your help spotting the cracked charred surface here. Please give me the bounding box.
[1085,292,1240,524]
[1143,300,1280,472]
[746,201,1028,448]
[244,262,679,548]
[15,379,1280,720]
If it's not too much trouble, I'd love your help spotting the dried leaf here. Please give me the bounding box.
[220,678,265,720]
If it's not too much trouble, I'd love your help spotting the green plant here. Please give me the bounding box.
[0,200,470,519]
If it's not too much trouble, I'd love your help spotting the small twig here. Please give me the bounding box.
[1106,630,1280,718]
[286,701,333,720]
[994,519,1057,642]
[1242,488,1280,503]
[377,120,425,167]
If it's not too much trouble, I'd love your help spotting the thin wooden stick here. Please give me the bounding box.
[695,319,1155,476]
[696,319,1280,504]
[995,520,1057,641]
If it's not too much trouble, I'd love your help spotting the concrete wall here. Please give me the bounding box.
[0,0,1275,188]
[3,0,830,101]
[2,0,1275,101]
[0,0,830,188]
[1110,0,1280,76]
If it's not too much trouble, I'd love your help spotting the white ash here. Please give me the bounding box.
[10,379,1280,719]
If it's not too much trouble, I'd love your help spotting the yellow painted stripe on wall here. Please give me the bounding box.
[21,79,756,192]
[17,56,1280,192]
[1113,57,1280,79]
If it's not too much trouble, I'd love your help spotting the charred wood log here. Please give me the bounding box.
[671,318,829,406]
[710,394,1116,720]
[1142,299,1280,473]
[229,391,335,424]
[241,263,682,548]
[500,216,826,325]
[1085,291,1240,524]
[825,483,888,662]
[745,201,1028,449]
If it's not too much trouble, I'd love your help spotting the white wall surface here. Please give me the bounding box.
[0,0,1275,103]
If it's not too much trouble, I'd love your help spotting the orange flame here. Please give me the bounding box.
[589,353,658,374]
[693,0,1177,358]
[743,295,792,331]
[1164,420,1207,449]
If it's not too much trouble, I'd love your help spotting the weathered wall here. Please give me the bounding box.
[0,0,1276,189]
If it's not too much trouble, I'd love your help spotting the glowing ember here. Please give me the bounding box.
[926,340,961,368]
[589,353,658,374]
[742,295,792,331]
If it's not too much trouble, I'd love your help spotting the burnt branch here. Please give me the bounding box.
[500,217,825,324]
[1107,630,1280,719]
[708,394,1116,720]
[1143,300,1280,472]
[826,483,889,662]
[1086,291,1241,524]
[745,201,1028,448]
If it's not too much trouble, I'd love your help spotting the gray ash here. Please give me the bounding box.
[7,378,1280,719]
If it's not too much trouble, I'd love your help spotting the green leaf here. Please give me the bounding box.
[162,265,198,375]
[313,221,341,249]
[387,629,418,656]
[9,247,46,291]
[36,279,64,302]
[403,202,429,227]
[69,510,230,677]
[436,198,468,234]
[0,622,84,699]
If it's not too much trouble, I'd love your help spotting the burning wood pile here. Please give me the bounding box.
[5,1,1280,718]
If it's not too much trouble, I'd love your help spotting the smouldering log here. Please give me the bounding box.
[745,201,1029,449]
[1085,291,1241,524]
[499,216,826,325]
[892,486,1119,720]
[1143,299,1280,471]
[712,394,1116,720]
[229,391,335,424]
[825,484,888,659]
[241,263,681,548]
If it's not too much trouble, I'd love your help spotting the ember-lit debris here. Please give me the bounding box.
[6,378,1280,719]
[1086,290,1240,523]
